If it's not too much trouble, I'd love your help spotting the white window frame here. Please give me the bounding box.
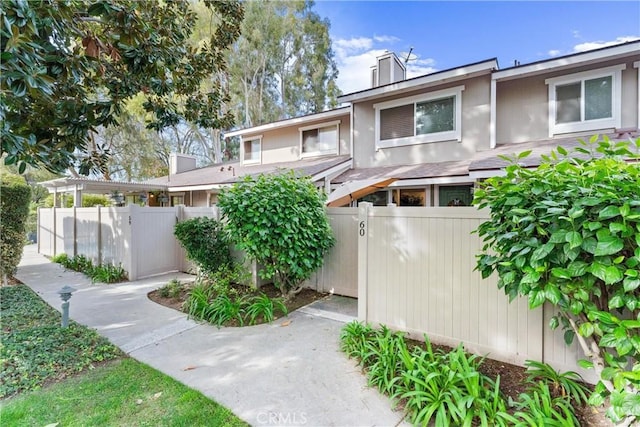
[299,120,341,158]
[374,85,464,149]
[545,64,625,137]
[241,135,262,165]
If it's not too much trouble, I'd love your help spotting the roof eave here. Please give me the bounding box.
[493,41,640,81]
[224,107,350,138]
[338,59,498,104]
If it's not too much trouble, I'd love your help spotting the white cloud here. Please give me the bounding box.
[333,35,437,94]
[548,49,561,57]
[572,36,639,52]
[334,37,373,52]
[373,35,401,44]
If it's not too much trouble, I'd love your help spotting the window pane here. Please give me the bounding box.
[585,76,612,120]
[556,83,581,124]
[380,104,414,140]
[302,126,337,154]
[416,96,454,135]
[244,139,259,161]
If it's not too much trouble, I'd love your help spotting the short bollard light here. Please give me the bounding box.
[57,286,76,328]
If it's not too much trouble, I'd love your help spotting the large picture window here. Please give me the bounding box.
[299,120,340,157]
[374,86,464,149]
[546,65,623,136]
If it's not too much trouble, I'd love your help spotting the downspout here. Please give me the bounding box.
[490,78,497,149]
[349,103,354,164]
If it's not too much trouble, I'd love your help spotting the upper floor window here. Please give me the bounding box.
[546,65,624,136]
[299,120,340,157]
[242,135,261,164]
[374,86,464,149]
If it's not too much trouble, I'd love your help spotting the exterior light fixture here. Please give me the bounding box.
[158,193,169,205]
[111,190,124,206]
[57,285,77,328]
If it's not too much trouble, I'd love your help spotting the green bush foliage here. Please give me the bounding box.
[217,171,335,298]
[174,216,232,275]
[340,321,589,427]
[474,136,640,424]
[52,254,127,283]
[1,173,31,283]
[0,285,121,398]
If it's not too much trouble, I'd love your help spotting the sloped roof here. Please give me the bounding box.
[333,159,472,183]
[469,130,639,172]
[146,155,352,189]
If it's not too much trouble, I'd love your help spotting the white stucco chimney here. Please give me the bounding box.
[370,52,406,88]
[169,153,197,175]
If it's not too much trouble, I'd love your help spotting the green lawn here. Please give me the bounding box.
[0,284,246,426]
[1,358,246,426]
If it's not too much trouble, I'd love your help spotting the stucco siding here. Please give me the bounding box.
[248,113,351,165]
[352,75,492,168]
[496,57,639,144]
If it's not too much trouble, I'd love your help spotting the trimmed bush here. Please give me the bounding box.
[174,217,232,275]
[217,171,335,298]
[1,173,31,284]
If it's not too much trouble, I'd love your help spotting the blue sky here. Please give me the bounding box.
[313,1,640,94]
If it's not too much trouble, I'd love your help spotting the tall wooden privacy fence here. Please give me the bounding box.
[38,204,594,382]
[356,203,595,383]
[38,205,218,280]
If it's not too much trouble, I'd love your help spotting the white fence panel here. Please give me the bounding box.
[38,208,55,257]
[359,205,593,381]
[306,208,358,297]
[55,208,75,256]
[100,207,131,274]
[75,207,101,263]
[132,206,182,279]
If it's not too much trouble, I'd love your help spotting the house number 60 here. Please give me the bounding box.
[359,221,366,237]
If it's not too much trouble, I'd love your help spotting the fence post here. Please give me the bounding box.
[37,207,41,254]
[73,206,77,257]
[52,206,57,256]
[128,204,137,281]
[357,202,372,321]
[97,206,102,265]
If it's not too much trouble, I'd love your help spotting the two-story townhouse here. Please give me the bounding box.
[41,41,639,207]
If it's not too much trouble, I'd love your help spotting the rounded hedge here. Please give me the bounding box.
[1,173,32,279]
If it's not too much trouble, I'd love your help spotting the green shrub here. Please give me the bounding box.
[501,381,580,426]
[158,279,184,298]
[90,263,127,284]
[245,293,287,325]
[218,171,335,298]
[174,217,232,275]
[475,136,640,424]
[524,360,589,406]
[1,173,31,284]
[51,253,69,265]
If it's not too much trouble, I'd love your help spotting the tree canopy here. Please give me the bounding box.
[1,0,243,174]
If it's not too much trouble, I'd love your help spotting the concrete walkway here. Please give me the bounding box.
[16,245,407,427]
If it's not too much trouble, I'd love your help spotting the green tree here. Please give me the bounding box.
[0,173,31,285]
[474,136,640,425]
[217,171,335,298]
[1,0,243,174]
[174,217,232,276]
[228,0,339,127]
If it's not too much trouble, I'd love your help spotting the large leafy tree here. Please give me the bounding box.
[1,0,243,174]
[228,0,339,127]
[475,137,640,425]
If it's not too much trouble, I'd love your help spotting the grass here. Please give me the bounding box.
[0,284,246,426]
[1,358,246,426]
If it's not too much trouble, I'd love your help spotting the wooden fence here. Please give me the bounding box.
[356,203,595,383]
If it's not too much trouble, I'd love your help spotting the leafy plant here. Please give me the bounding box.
[245,293,287,325]
[524,360,589,406]
[90,263,127,284]
[208,262,252,297]
[174,216,232,276]
[51,253,69,265]
[340,321,376,363]
[0,285,121,398]
[475,136,640,424]
[218,171,335,299]
[363,326,406,395]
[503,381,580,426]
[158,279,184,298]
[1,172,31,285]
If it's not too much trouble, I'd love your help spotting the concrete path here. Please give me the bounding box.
[16,245,408,427]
